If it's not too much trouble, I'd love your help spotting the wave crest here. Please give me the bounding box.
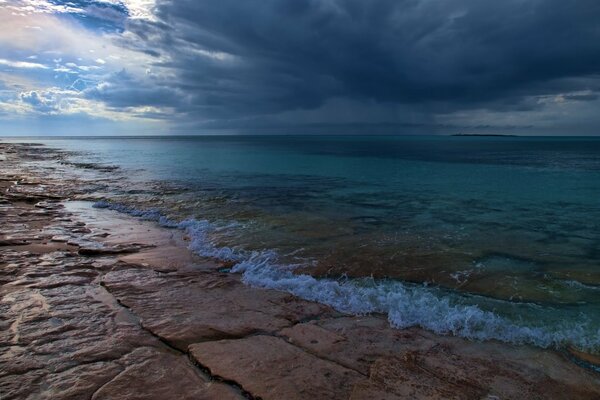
[92,200,600,353]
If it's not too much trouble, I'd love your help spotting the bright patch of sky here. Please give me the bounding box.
[0,0,166,134]
[0,0,599,136]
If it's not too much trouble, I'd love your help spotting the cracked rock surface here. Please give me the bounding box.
[102,267,334,351]
[189,335,365,400]
[1,142,600,399]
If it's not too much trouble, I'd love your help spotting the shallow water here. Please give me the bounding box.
[9,135,600,354]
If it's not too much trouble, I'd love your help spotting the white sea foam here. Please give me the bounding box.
[93,200,178,227]
[232,258,598,350]
[93,200,600,353]
[563,279,600,291]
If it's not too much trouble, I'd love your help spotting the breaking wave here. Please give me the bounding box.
[93,200,600,354]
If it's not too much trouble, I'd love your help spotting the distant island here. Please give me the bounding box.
[451,133,518,137]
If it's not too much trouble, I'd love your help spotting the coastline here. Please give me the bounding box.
[1,142,600,399]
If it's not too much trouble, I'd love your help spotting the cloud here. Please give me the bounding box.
[1,0,600,135]
[0,58,48,69]
[0,5,166,122]
[112,0,600,131]
[562,92,599,102]
[20,90,46,107]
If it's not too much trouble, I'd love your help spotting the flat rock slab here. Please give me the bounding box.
[78,243,150,256]
[189,335,365,400]
[281,316,436,375]
[102,267,334,350]
[0,252,157,399]
[356,347,600,400]
[91,348,242,400]
[0,188,244,400]
[281,316,600,400]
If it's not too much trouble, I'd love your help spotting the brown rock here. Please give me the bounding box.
[281,316,436,374]
[102,268,333,350]
[0,239,31,246]
[189,335,365,400]
[50,235,71,242]
[78,244,149,256]
[91,349,243,400]
[281,316,600,399]
[349,353,487,400]
[3,143,600,400]
[31,361,124,400]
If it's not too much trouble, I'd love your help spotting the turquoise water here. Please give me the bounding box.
[13,135,600,354]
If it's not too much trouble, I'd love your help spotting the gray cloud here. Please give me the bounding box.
[83,70,184,109]
[5,0,600,134]
[563,93,598,102]
[96,0,600,133]
[19,90,58,113]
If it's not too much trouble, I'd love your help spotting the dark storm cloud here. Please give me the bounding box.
[563,93,598,101]
[114,0,600,122]
[10,0,597,133]
[83,70,184,109]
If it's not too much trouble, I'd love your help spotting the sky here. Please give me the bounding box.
[0,0,599,136]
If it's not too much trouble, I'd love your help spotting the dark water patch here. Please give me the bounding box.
[474,253,541,273]
[60,161,120,172]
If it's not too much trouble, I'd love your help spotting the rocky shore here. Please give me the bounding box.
[1,142,600,399]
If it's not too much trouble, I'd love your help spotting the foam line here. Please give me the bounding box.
[93,200,600,354]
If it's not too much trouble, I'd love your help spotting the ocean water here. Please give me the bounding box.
[12,135,600,355]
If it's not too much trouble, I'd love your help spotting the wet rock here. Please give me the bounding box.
[0,282,159,399]
[50,235,71,242]
[71,227,93,234]
[349,346,600,400]
[92,232,111,238]
[189,335,365,400]
[0,226,177,400]
[91,348,243,400]
[281,317,436,374]
[349,353,488,400]
[78,244,150,256]
[3,142,600,400]
[281,316,600,399]
[0,239,30,246]
[102,268,333,350]
[35,201,63,210]
[34,361,124,400]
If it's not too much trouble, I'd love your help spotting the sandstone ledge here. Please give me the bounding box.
[1,142,599,400]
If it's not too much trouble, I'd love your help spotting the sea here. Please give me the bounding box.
[8,135,600,357]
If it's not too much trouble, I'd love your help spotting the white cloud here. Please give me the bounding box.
[4,0,83,15]
[53,66,76,73]
[0,58,48,69]
[6,0,158,21]
[0,5,171,125]
[5,86,159,121]
[0,8,156,76]
[120,0,156,20]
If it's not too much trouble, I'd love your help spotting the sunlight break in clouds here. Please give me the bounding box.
[0,1,169,134]
[0,0,600,135]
